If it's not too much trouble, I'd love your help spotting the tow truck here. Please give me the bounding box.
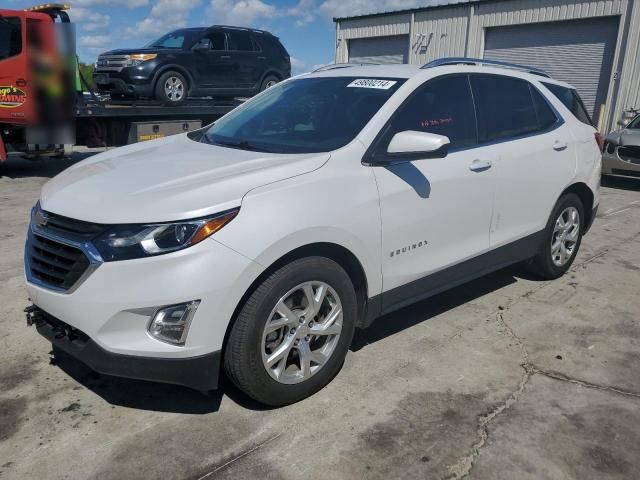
[0,4,241,162]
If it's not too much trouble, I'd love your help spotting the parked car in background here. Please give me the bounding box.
[93,26,291,105]
[602,113,640,178]
[27,59,600,406]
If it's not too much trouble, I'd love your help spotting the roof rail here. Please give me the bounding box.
[312,62,381,73]
[208,25,272,35]
[421,57,550,78]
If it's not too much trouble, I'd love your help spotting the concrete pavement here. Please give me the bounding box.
[1,154,639,479]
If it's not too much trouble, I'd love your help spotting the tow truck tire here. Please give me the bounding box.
[155,71,188,106]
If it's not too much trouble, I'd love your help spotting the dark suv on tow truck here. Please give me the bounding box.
[93,26,291,105]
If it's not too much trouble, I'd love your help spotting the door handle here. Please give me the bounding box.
[257,56,266,60]
[469,159,492,172]
[553,140,568,151]
[220,55,231,60]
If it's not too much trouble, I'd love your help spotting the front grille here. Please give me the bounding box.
[95,55,129,72]
[618,146,640,164]
[29,234,91,291]
[38,210,106,239]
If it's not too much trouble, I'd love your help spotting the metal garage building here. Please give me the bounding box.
[334,0,640,133]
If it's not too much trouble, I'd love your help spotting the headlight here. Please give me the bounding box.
[94,208,239,261]
[125,53,157,67]
[604,141,616,155]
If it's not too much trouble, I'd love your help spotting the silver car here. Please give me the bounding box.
[603,114,640,178]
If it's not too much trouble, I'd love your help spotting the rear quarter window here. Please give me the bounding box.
[542,82,593,126]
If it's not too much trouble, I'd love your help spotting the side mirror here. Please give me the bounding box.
[387,130,450,157]
[193,38,212,51]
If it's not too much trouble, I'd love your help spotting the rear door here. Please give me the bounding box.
[0,14,32,126]
[226,30,261,88]
[469,74,576,248]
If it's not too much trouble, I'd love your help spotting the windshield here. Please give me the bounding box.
[627,115,640,129]
[146,29,199,49]
[199,77,406,154]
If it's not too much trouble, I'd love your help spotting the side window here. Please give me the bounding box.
[227,31,255,52]
[0,17,22,61]
[471,75,539,142]
[530,85,559,131]
[542,82,593,126]
[250,35,262,52]
[206,31,226,51]
[382,75,477,151]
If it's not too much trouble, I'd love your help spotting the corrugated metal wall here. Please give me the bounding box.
[484,17,619,118]
[335,0,640,132]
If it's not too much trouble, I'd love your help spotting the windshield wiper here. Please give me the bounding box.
[212,139,268,152]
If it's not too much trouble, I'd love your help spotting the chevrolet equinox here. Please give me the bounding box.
[25,59,601,406]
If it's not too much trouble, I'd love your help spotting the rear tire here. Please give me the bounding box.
[155,71,187,105]
[224,257,357,406]
[526,193,584,280]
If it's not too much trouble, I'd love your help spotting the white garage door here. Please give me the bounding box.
[349,35,409,64]
[484,17,619,120]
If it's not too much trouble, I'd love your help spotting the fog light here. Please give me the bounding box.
[148,300,200,345]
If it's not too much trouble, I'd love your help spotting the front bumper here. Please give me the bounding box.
[30,306,220,391]
[93,68,154,97]
[602,151,640,177]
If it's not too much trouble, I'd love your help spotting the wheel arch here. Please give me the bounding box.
[560,182,595,233]
[152,65,195,95]
[259,69,283,86]
[222,242,370,354]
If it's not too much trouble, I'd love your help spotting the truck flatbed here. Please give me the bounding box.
[76,98,245,119]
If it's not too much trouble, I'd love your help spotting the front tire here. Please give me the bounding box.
[527,193,584,280]
[260,75,280,92]
[155,71,187,105]
[224,257,357,406]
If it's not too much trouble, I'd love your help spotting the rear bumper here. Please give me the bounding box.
[32,306,220,392]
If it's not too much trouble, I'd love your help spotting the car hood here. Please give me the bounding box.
[40,134,329,223]
[100,48,177,56]
[605,128,640,146]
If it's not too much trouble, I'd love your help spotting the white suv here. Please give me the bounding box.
[25,59,601,406]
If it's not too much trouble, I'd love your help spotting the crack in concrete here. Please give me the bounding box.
[196,431,284,479]
[444,230,640,479]
[444,312,534,479]
[531,367,640,399]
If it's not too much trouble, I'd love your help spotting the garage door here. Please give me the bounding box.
[349,35,409,64]
[484,17,619,121]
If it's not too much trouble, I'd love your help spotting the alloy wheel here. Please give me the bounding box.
[551,206,580,267]
[261,281,343,384]
[164,77,184,102]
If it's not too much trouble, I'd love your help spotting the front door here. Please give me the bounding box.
[194,30,233,89]
[371,75,495,311]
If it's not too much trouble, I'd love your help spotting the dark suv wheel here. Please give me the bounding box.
[155,71,187,105]
[260,75,280,92]
[224,257,357,406]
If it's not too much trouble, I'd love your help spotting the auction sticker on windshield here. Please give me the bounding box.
[347,79,397,90]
